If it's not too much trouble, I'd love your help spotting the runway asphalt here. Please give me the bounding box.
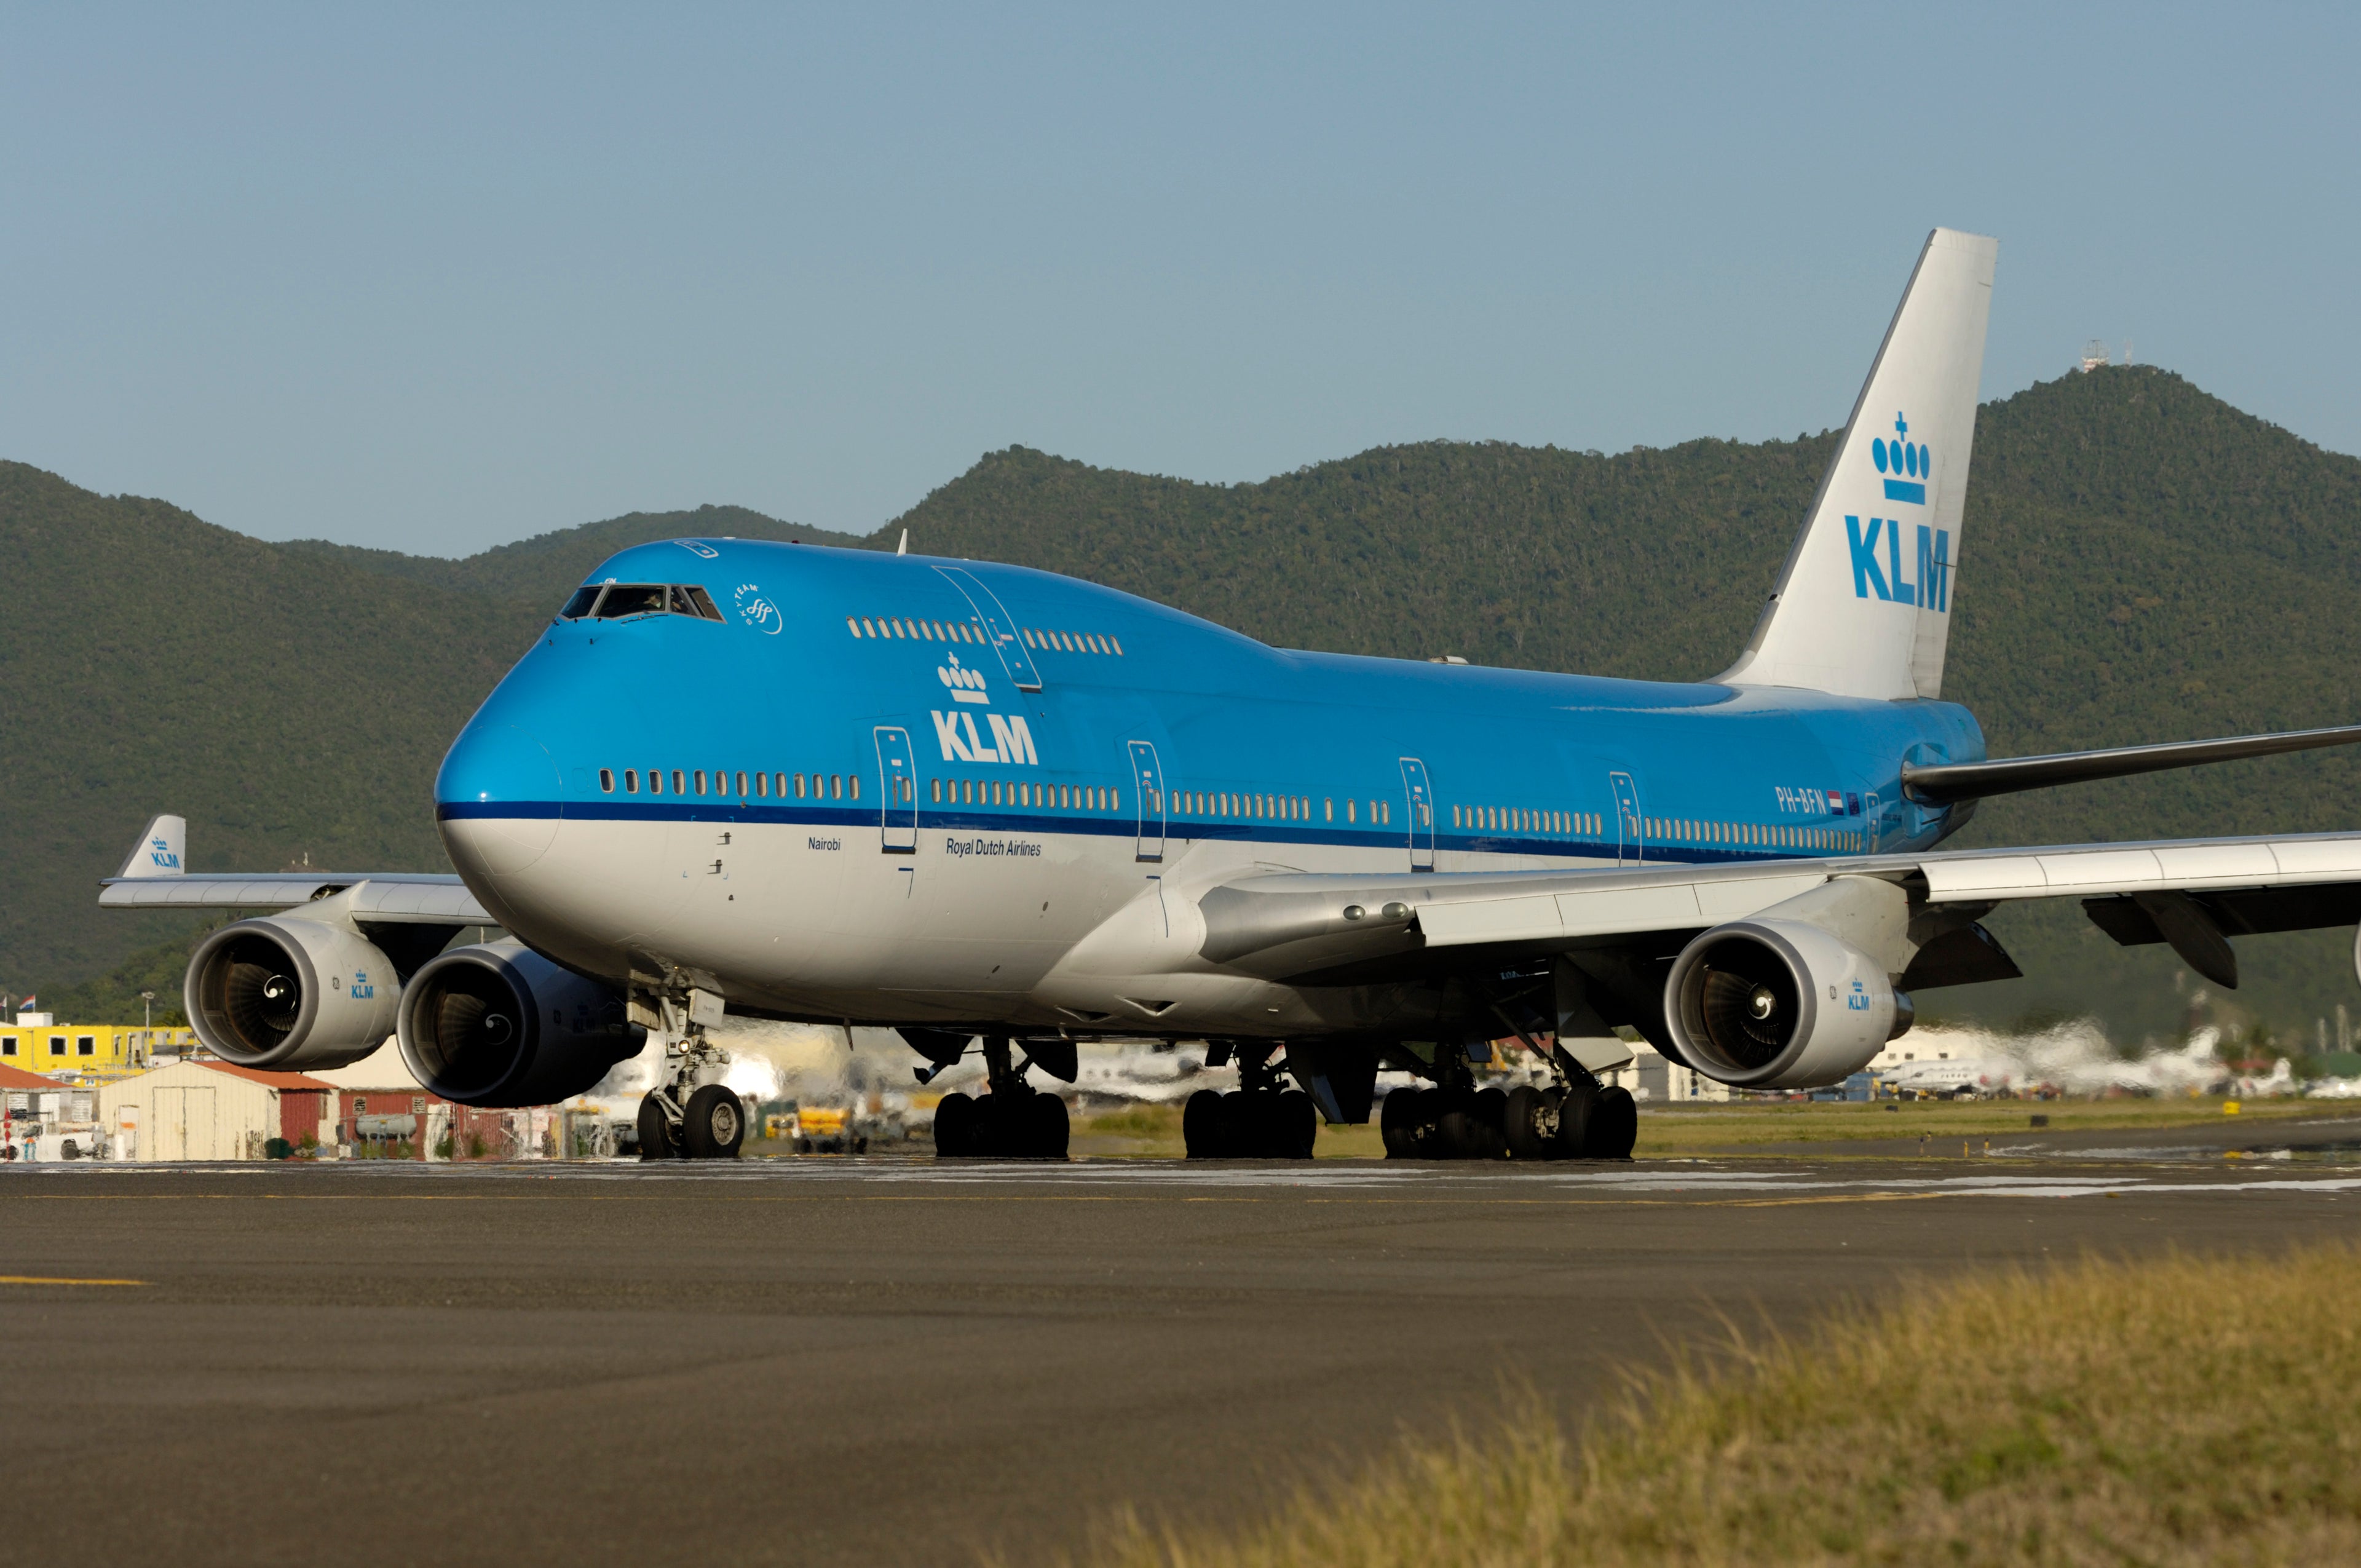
[7,1144,2359,1567]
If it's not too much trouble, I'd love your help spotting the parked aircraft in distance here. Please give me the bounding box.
[106,228,2361,1162]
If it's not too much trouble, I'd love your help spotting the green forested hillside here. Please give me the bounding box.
[9,365,2359,1043]
[282,505,868,603]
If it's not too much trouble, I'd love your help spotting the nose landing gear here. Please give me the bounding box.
[635,992,746,1162]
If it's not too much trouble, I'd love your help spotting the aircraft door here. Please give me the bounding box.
[1399,757,1435,872]
[934,566,1043,691]
[874,727,917,853]
[1608,770,1643,866]
[1128,740,1166,863]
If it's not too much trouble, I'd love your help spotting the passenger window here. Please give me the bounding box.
[599,584,667,619]
[794,774,807,798]
[599,769,615,793]
[560,586,603,619]
[624,769,638,794]
[850,775,860,801]
[1110,636,1123,655]
[754,772,767,798]
[736,771,749,797]
[846,618,860,637]
[649,769,663,796]
[831,775,842,799]
[672,770,686,795]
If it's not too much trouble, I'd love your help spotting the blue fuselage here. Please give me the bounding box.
[432,537,1983,1029]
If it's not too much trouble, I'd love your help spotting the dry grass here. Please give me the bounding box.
[1080,1245,2361,1567]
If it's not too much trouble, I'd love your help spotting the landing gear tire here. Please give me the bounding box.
[682,1084,746,1160]
[1184,1088,1226,1158]
[1379,1087,1420,1158]
[637,1095,680,1160]
[1468,1087,1509,1160]
[1503,1084,1551,1160]
[1552,1079,1597,1160]
[933,1091,978,1157]
[1273,1088,1317,1160]
[1583,1085,1637,1160]
[1026,1092,1070,1160]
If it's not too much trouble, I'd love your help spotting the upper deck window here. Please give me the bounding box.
[559,584,726,622]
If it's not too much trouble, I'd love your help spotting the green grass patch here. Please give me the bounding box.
[1631,1095,2354,1157]
[1083,1243,2361,1566]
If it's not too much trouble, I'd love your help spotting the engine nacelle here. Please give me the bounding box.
[1664,918,1913,1090]
[184,917,402,1071]
[397,941,643,1107]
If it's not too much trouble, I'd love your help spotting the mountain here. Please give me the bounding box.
[8,365,2359,1045]
[281,505,870,602]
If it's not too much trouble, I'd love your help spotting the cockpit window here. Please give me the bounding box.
[595,584,668,619]
[560,583,729,623]
[671,585,724,621]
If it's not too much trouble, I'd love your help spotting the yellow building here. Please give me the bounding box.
[0,1014,189,1082]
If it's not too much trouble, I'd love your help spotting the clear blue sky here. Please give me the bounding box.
[6,4,2355,556]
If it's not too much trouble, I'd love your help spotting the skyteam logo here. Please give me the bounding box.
[1871,411,1929,505]
[732,583,782,635]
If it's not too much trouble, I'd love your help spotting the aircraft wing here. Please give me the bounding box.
[1196,831,2361,991]
[95,814,491,924]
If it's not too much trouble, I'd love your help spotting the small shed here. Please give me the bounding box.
[97,1060,337,1160]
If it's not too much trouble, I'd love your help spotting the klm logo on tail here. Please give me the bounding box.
[1846,412,1951,611]
[148,837,180,871]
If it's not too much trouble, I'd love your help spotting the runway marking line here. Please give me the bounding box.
[0,1275,146,1286]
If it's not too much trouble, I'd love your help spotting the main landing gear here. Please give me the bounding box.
[638,1016,746,1162]
[931,1035,1071,1160]
[1182,1043,1317,1160]
[1379,1042,1636,1162]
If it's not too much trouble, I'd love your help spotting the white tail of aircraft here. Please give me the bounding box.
[1719,228,1998,700]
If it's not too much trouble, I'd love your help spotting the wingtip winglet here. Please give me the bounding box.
[116,814,187,879]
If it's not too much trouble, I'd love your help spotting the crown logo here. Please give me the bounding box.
[938,652,991,704]
[1870,412,1929,504]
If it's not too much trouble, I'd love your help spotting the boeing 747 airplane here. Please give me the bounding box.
[101,229,2361,1161]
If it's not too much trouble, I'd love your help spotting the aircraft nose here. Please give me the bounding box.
[436,721,562,876]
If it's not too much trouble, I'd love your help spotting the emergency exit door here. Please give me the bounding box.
[1399,758,1434,871]
[874,727,916,853]
[1128,740,1166,862]
[1608,770,1643,866]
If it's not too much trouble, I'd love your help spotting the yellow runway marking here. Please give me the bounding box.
[0,1274,147,1286]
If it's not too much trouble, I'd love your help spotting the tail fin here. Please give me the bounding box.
[1718,228,1997,700]
[115,814,186,879]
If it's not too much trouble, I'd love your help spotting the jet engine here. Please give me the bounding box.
[397,941,643,1107]
[1663,919,1914,1090]
[184,917,403,1071]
